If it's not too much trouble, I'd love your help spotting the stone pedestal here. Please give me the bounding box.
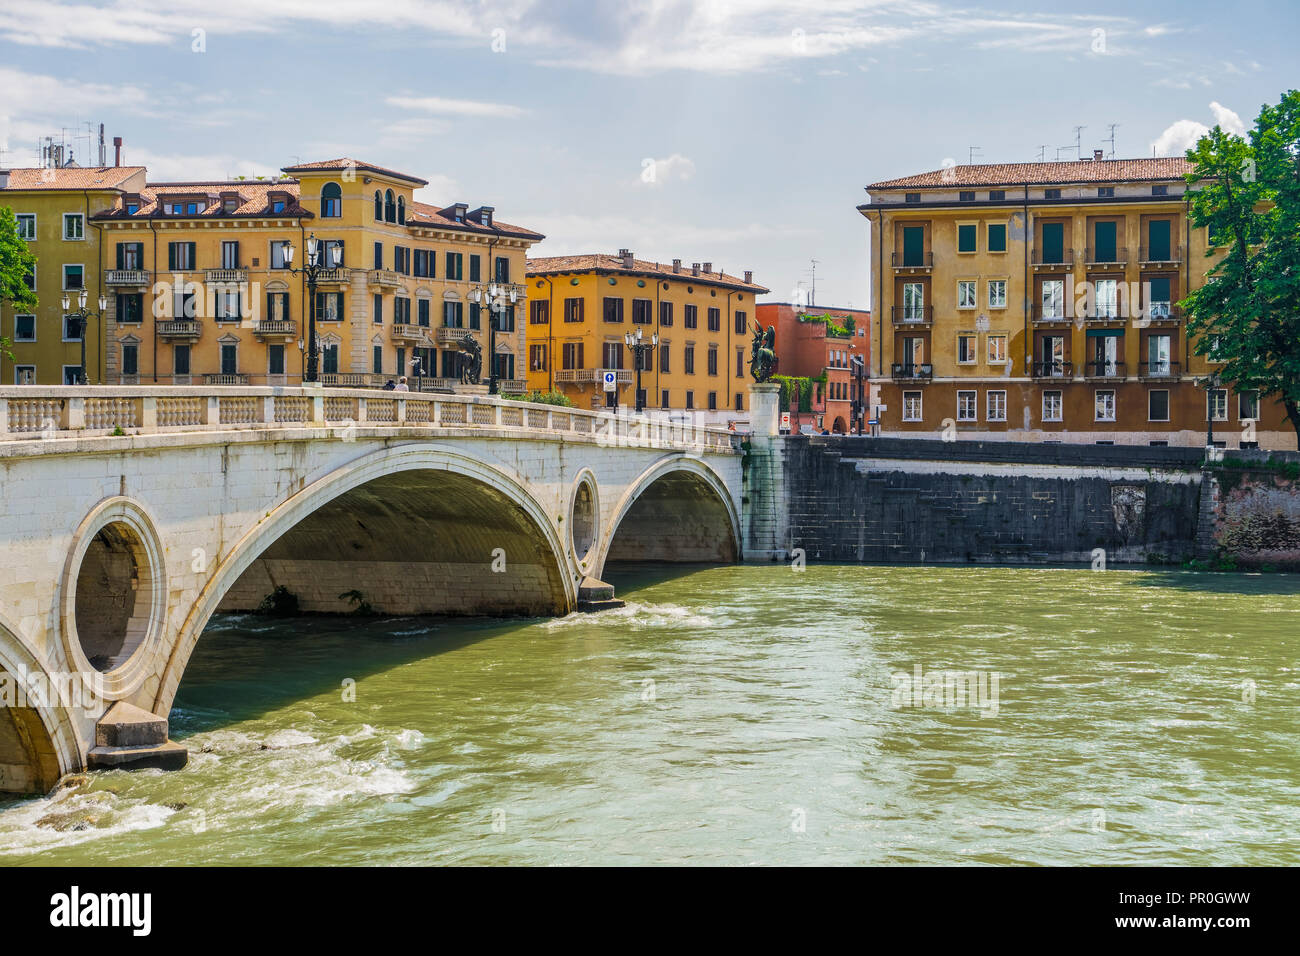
[749,382,781,437]
[457,383,490,397]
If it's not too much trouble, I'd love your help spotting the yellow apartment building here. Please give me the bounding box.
[858,155,1295,449]
[524,251,768,419]
[0,165,148,384]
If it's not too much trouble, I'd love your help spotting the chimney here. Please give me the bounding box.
[0,170,9,189]
[672,258,681,273]
[744,270,752,284]
[1093,149,1104,161]
[691,262,700,277]
[702,261,712,274]
[619,248,633,269]
[113,137,123,167]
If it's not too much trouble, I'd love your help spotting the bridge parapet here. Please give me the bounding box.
[0,386,738,456]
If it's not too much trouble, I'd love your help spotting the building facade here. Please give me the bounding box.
[859,155,1294,449]
[525,251,768,423]
[1,165,148,384]
[757,302,873,433]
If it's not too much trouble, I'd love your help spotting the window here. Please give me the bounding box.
[469,255,481,282]
[62,264,84,290]
[902,282,924,320]
[1239,390,1260,421]
[384,190,396,223]
[392,296,410,325]
[397,196,405,225]
[708,392,718,411]
[632,299,652,324]
[1094,278,1118,318]
[494,257,510,282]
[173,345,191,376]
[682,304,699,329]
[14,365,35,384]
[957,334,976,364]
[988,279,1007,308]
[685,391,694,410]
[1095,389,1116,422]
[1041,279,1065,318]
[393,246,410,275]
[707,307,721,332]
[1147,333,1171,375]
[417,299,430,327]
[988,190,1005,201]
[1208,389,1228,422]
[1152,184,1168,197]
[903,391,923,422]
[413,249,429,277]
[684,344,695,374]
[443,301,463,328]
[1044,188,1061,200]
[445,252,463,280]
[530,300,549,324]
[659,301,673,326]
[266,291,289,323]
[372,293,382,324]
[121,343,138,376]
[372,242,384,271]
[901,226,925,266]
[323,344,340,375]
[1146,276,1171,318]
[562,341,584,370]
[1147,219,1172,262]
[63,213,84,240]
[707,346,718,376]
[564,297,585,322]
[268,241,289,270]
[905,193,921,203]
[16,214,35,240]
[602,341,623,370]
[219,342,238,376]
[659,342,670,373]
[959,191,975,202]
[957,223,977,253]
[957,390,977,421]
[372,345,383,375]
[469,303,481,330]
[661,389,670,409]
[1097,186,1115,198]
[1148,389,1170,422]
[270,198,285,214]
[987,390,1007,422]
[736,348,744,377]
[603,297,624,323]
[13,314,35,342]
[958,280,979,310]
[321,182,342,217]
[530,344,547,371]
[220,240,240,269]
[215,289,241,321]
[498,305,516,333]
[987,223,1007,252]
[374,191,383,220]
[172,287,197,319]
[735,309,747,335]
[987,335,1006,364]
[1093,220,1118,262]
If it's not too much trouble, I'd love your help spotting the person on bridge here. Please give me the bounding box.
[382,380,396,391]
[394,377,410,392]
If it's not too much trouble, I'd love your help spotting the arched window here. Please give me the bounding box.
[321,182,342,218]
[385,189,396,223]
[397,196,406,225]
[374,190,383,220]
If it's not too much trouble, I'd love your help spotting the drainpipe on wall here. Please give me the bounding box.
[726,288,736,420]
[149,215,159,383]
[1023,187,1030,379]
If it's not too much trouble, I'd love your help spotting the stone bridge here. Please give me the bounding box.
[0,386,742,793]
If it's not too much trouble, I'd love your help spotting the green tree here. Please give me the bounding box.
[1183,90,1300,442]
[0,206,38,362]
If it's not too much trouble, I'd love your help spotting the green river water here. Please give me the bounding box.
[2,564,1297,866]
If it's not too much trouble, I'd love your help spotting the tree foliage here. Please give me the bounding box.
[1182,90,1300,441]
[0,206,38,361]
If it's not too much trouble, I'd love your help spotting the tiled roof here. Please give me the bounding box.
[527,254,768,293]
[867,157,1195,189]
[0,166,147,190]
[280,157,428,186]
[92,180,312,220]
[406,200,544,241]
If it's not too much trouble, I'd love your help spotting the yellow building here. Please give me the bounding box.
[524,251,768,419]
[859,155,1294,449]
[74,157,540,389]
[0,165,147,384]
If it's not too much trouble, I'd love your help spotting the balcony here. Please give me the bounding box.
[891,306,933,327]
[1031,360,1073,379]
[1142,302,1181,325]
[390,323,430,344]
[1085,247,1129,268]
[891,251,933,272]
[1083,361,1127,380]
[368,269,403,289]
[555,369,633,384]
[1083,310,1125,324]
[1139,245,1182,266]
[202,373,249,385]
[205,268,248,283]
[315,267,350,284]
[1031,248,1075,270]
[157,319,202,340]
[254,319,297,338]
[890,363,933,382]
[436,326,472,346]
[1136,360,1181,380]
[499,379,528,394]
[320,373,381,387]
[104,269,151,287]
[1032,305,1072,324]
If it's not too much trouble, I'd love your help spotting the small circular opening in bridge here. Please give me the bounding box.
[571,477,598,563]
[73,520,154,673]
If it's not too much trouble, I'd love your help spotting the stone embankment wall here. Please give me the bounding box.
[1201,460,1300,569]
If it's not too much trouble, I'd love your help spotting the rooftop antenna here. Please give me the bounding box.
[1037,145,1051,162]
[808,258,819,308]
[1056,146,1074,160]
[1105,123,1119,159]
[968,146,982,165]
[1072,125,1086,159]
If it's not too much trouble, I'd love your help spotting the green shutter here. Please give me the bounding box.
[1042,223,1064,263]
[1148,220,1171,261]
[1148,277,1170,302]
[1085,328,1125,338]
[167,243,177,271]
[1094,221,1117,262]
[988,223,1007,252]
[902,227,924,265]
[958,224,977,252]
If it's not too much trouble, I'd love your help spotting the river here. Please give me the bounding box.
[2,564,1297,865]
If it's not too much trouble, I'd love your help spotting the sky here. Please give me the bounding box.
[0,0,1296,309]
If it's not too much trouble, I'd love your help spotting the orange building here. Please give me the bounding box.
[756,303,873,433]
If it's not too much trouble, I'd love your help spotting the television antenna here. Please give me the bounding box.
[1072,125,1086,159]
[1105,123,1119,159]
[968,146,983,165]
[807,258,819,308]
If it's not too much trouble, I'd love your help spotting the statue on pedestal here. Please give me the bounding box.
[749,323,778,382]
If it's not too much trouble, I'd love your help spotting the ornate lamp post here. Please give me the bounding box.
[1199,370,1223,451]
[623,326,657,413]
[470,281,519,395]
[284,234,342,383]
[62,289,108,385]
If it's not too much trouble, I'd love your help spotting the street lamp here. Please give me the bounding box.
[470,281,519,395]
[284,233,342,383]
[623,326,658,413]
[1199,370,1222,452]
[62,289,108,385]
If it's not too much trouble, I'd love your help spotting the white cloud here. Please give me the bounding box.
[637,154,696,187]
[1209,101,1245,136]
[1150,101,1246,156]
[385,96,528,119]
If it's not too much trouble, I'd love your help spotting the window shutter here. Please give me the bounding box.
[1094,221,1117,262]
[1042,223,1064,262]
[168,243,177,271]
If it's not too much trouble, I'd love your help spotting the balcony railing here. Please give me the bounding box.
[1031,360,1073,378]
[1142,302,1180,324]
[1085,247,1129,267]
[391,323,430,342]
[1136,360,1181,380]
[368,269,404,288]
[1139,245,1182,265]
[1083,361,1127,379]
[1032,305,1071,323]
[157,319,202,339]
[1031,248,1075,269]
[1084,309,1125,323]
[254,319,297,337]
[205,268,248,283]
[315,267,350,284]
[891,306,933,326]
[499,380,528,394]
[891,251,933,270]
[203,373,249,385]
[890,363,933,381]
[435,326,472,345]
[104,269,151,286]
[555,369,633,384]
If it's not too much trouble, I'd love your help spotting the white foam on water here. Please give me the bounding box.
[543,602,722,631]
[0,788,177,857]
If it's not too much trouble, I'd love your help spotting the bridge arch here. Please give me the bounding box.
[0,617,85,793]
[153,444,575,716]
[596,454,740,576]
